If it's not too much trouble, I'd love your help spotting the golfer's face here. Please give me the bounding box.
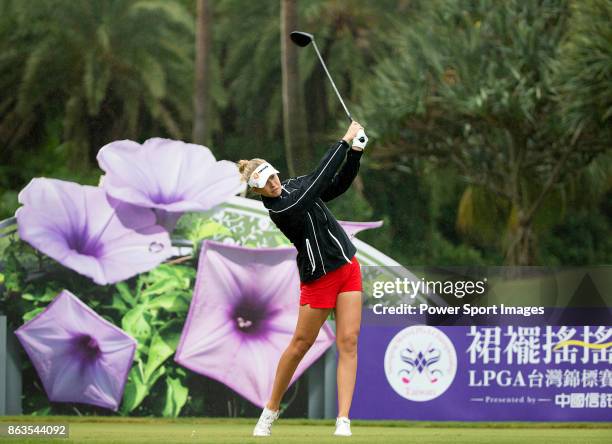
[259,174,281,198]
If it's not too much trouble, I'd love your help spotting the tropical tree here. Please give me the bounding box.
[0,0,194,172]
[358,0,609,265]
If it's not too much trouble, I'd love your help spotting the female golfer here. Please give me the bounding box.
[238,121,367,437]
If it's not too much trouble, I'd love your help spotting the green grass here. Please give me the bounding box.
[0,416,611,444]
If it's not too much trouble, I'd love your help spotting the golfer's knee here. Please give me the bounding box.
[290,336,314,358]
[337,332,359,356]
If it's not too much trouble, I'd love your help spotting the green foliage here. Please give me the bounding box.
[552,0,612,144]
[361,0,570,154]
[325,186,374,222]
[456,186,510,247]
[358,0,609,264]
[175,207,294,251]
[108,265,195,417]
[0,191,19,221]
[162,372,189,418]
[427,230,488,266]
[539,194,612,265]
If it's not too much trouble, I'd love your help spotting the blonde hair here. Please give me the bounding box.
[237,158,266,187]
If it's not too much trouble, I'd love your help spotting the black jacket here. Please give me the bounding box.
[262,139,363,282]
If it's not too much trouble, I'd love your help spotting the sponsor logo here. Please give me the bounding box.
[384,325,457,401]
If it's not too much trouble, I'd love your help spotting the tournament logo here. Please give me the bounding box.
[384,325,457,401]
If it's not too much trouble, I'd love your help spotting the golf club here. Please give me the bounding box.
[289,30,353,123]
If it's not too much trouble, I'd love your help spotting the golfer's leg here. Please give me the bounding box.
[335,291,362,418]
[266,303,332,410]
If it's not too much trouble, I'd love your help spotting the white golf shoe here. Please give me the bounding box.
[334,416,352,436]
[253,406,280,436]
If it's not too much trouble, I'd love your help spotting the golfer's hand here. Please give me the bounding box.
[342,121,363,143]
[352,128,368,150]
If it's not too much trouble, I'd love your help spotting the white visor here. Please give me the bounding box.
[247,162,280,188]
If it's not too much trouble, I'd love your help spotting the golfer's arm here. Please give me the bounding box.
[320,147,364,202]
[267,140,349,215]
[302,139,350,196]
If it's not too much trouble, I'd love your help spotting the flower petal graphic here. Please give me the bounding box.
[338,220,384,239]
[16,178,172,285]
[97,138,242,215]
[175,240,335,408]
[14,290,137,411]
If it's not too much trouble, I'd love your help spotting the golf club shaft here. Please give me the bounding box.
[311,40,352,122]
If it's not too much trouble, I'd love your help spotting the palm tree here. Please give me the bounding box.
[0,0,194,170]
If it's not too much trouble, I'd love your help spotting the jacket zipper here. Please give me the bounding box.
[307,211,326,274]
[328,228,352,263]
[305,238,316,273]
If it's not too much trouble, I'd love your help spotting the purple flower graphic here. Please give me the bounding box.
[339,220,383,239]
[16,178,172,285]
[15,290,137,411]
[175,240,335,408]
[97,138,242,230]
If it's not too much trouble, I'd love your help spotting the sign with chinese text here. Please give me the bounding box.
[352,318,611,421]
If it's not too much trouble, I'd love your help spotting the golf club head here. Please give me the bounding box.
[290,31,314,47]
